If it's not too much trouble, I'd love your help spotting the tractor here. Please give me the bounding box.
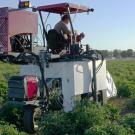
[0,1,109,133]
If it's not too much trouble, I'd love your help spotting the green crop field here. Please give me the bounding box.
[107,60,135,98]
[0,62,19,106]
[1,60,135,135]
[107,60,135,85]
[107,60,135,113]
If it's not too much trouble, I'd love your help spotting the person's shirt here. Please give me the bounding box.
[54,21,71,35]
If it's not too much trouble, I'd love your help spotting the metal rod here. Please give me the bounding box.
[38,23,45,47]
[39,51,49,99]
[67,7,75,44]
[92,59,98,102]
[30,34,32,51]
[39,11,47,47]
[44,12,50,26]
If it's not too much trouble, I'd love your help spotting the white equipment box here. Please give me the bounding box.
[20,60,107,112]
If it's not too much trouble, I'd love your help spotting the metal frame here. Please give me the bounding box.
[67,6,75,44]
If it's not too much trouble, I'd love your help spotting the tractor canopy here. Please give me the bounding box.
[36,3,94,14]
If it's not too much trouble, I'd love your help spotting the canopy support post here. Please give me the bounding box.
[67,6,75,44]
[39,11,48,47]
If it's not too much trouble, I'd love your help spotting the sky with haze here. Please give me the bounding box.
[1,0,135,50]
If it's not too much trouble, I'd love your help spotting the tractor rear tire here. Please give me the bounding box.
[23,106,41,134]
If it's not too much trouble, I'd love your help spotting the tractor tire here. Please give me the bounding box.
[23,106,41,134]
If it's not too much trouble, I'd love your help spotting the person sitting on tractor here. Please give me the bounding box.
[47,14,85,54]
[47,14,71,54]
[54,14,71,39]
[54,15,85,43]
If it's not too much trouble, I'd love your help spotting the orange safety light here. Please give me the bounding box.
[18,1,31,9]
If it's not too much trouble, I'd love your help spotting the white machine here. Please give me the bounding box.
[20,60,107,112]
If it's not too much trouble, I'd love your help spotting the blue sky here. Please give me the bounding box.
[1,0,135,50]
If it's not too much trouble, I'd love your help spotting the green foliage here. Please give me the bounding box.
[127,98,135,111]
[49,89,63,111]
[0,121,27,135]
[118,82,135,97]
[39,112,75,135]
[104,103,121,121]
[0,62,19,105]
[122,114,135,133]
[39,102,130,135]
[72,102,106,134]
[0,103,23,127]
[84,125,108,135]
[0,82,8,106]
[107,60,135,98]
[84,124,132,135]
[104,124,133,135]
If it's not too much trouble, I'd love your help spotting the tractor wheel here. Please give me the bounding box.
[23,106,41,134]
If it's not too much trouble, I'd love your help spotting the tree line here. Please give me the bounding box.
[100,49,135,59]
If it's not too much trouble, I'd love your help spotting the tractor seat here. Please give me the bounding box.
[47,29,69,54]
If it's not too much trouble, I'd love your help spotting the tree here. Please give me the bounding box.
[126,49,133,57]
[121,51,127,58]
[113,50,121,58]
[100,50,109,58]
